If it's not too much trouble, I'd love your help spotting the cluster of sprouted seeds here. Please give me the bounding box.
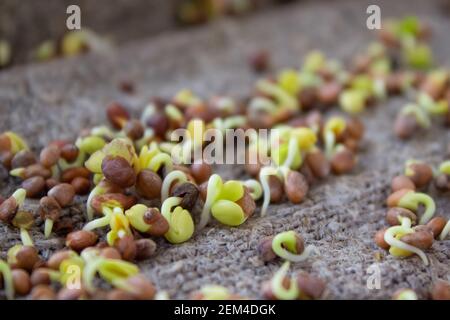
[0,16,449,300]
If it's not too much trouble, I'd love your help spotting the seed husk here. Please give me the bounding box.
[145,112,170,138]
[284,171,309,204]
[305,150,330,179]
[106,289,135,300]
[122,274,156,300]
[386,207,417,226]
[136,169,162,199]
[391,175,416,192]
[114,235,137,261]
[12,269,31,296]
[30,268,51,286]
[107,102,130,129]
[374,228,390,250]
[190,162,212,184]
[13,245,40,271]
[45,178,59,190]
[40,145,61,168]
[236,187,256,218]
[30,284,56,300]
[99,247,122,260]
[11,150,37,169]
[317,82,341,106]
[0,196,17,223]
[124,119,144,140]
[171,182,199,211]
[71,176,91,195]
[258,236,277,262]
[135,239,157,261]
[91,193,137,214]
[61,167,91,183]
[60,144,79,162]
[102,155,136,188]
[57,287,85,300]
[386,189,412,207]
[66,230,98,252]
[434,174,450,191]
[268,175,283,203]
[400,225,434,250]
[394,113,418,140]
[431,280,450,300]
[426,217,447,238]
[330,148,356,174]
[38,196,61,221]
[297,272,326,300]
[23,164,52,179]
[143,207,170,237]
[47,250,75,270]
[21,176,46,198]
[406,162,433,189]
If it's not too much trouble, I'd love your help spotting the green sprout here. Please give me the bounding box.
[323,117,347,158]
[243,179,263,201]
[396,191,435,224]
[399,104,430,129]
[270,261,299,300]
[161,197,194,244]
[259,166,283,217]
[271,231,312,262]
[339,89,367,114]
[256,79,298,111]
[106,207,132,246]
[0,259,14,300]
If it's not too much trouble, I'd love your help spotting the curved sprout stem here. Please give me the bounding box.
[439,220,450,241]
[271,261,299,300]
[243,179,263,200]
[198,174,223,230]
[83,208,113,231]
[259,167,281,217]
[148,153,173,173]
[44,218,54,239]
[398,192,435,224]
[20,228,33,246]
[283,136,301,170]
[0,260,14,300]
[161,170,188,202]
[86,185,102,221]
[272,231,312,262]
[384,217,428,265]
[161,197,182,220]
[83,257,103,293]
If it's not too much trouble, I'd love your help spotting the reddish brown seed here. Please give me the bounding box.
[298,87,318,110]
[11,150,37,169]
[236,187,256,218]
[71,177,91,195]
[102,155,136,188]
[300,159,315,185]
[244,161,262,177]
[0,150,13,168]
[107,102,130,129]
[0,196,18,223]
[330,148,356,175]
[401,225,434,250]
[284,171,309,204]
[145,112,170,138]
[198,181,208,202]
[60,144,79,163]
[124,119,144,141]
[21,176,46,198]
[61,167,91,183]
[30,268,51,286]
[40,145,61,168]
[57,287,85,300]
[99,247,122,260]
[317,82,341,106]
[346,118,365,141]
[47,250,74,270]
[374,228,390,250]
[431,280,450,300]
[143,208,170,237]
[248,50,270,73]
[268,175,283,203]
[91,193,137,214]
[387,189,412,207]
[119,80,135,94]
[262,277,291,300]
[172,182,199,211]
[385,73,404,95]
[305,150,330,179]
[48,183,75,207]
[434,174,450,192]
[122,275,156,300]
[38,196,61,221]
[45,178,59,190]
[297,272,326,300]
[391,175,416,192]
[406,163,433,189]
[386,207,417,226]
[426,217,448,239]
[394,114,418,140]
[258,237,277,262]
[66,230,98,252]
[135,239,157,261]
[136,169,162,199]
[30,285,56,300]
[12,269,31,296]
[190,162,212,184]
[14,246,40,272]
[114,235,136,261]
[23,163,52,179]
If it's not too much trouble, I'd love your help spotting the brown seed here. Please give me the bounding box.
[12,269,31,295]
[124,119,144,140]
[0,196,18,223]
[406,163,433,189]
[71,176,91,195]
[21,176,46,198]
[146,112,170,138]
[391,175,416,192]
[47,250,74,270]
[30,284,56,300]
[394,113,418,140]
[14,246,40,272]
[374,228,390,250]
[23,163,52,179]
[434,174,450,192]
[426,217,448,239]
[171,182,199,211]
[38,196,61,221]
[431,280,450,300]
[30,268,51,286]
[143,208,169,237]
[135,239,157,261]
[11,150,37,169]
[236,187,256,218]
[297,272,326,300]
[119,80,135,94]
[57,287,85,300]
[91,193,137,214]
[40,145,61,168]
[284,171,309,204]
[248,50,270,73]
[66,230,98,252]
[61,167,91,183]
[122,274,156,300]
[0,150,13,168]
[386,207,417,226]
[48,183,75,207]
[305,150,330,179]
[298,87,318,110]
[387,189,412,207]
[114,235,137,261]
[102,155,136,188]
[190,162,212,184]
[107,102,130,129]
[244,161,262,177]
[45,178,59,190]
[268,175,283,203]
[136,169,162,199]
[401,225,434,250]
[107,289,135,300]
[346,118,365,141]
[257,236,277,262]
[262,277,291,300]
[330,148,356,174]
[60,144,79,163]
[99,247,122,260]
[317,82,341,105]
[11,210,34,229]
